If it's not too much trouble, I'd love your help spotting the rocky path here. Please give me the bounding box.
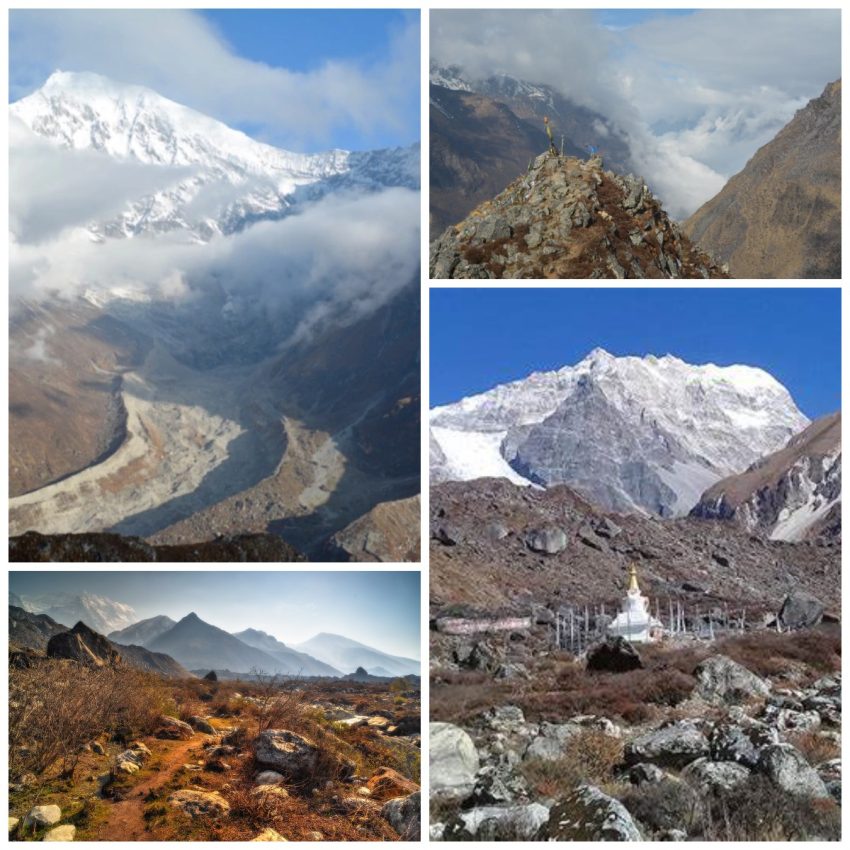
[95,735,207,840]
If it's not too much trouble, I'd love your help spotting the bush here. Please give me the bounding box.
[9,660,170,781]
[702,776,840,841]
[521,729,623,797]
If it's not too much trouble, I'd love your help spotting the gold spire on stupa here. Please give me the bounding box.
[627,563,640,593]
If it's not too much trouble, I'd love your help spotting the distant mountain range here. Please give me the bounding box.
[10,591,418,678]
[293,632,420,677]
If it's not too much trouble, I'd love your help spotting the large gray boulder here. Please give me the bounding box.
[254,729,318,779]
[44,825,76,841]
[778,591,824,630]
[694,655,770,705]
[526,528,567,555]
[681,758,750,792]
[381,791,420,840]
[430,722,479,800]
[710,723,778,769]
[446,803,550,841]
[540,785,642,841]
[625,720,709,768]
[756,743,830,799]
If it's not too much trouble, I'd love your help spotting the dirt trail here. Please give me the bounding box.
[96,735,204,841]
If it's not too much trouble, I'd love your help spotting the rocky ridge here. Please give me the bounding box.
[429,478,840,615]
[691,412,841,542]
[430,152,729,279]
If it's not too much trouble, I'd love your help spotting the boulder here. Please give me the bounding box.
[44,825,76,841]
[586,637,643,673]
[526,528,567,555]
[366,767,419,800]
[9,817,19,834]
[167,789,231,818]
[252,785,289,799]
[778,591,824,630]
[380,791,420,840]
[254,730,321,780]
[46,622,120,668]
[430,722,479,800]
[189,716,216,734]
[203,670,218,682]
[113,760,140,775]
[540,785,641,840]
[482,705,527,735]
[756,743,830,799]
[710,723,778,769]
[23,805,62,828]
[694,655,770,705]
[764,706,821,732]
[446,803,550,841]
[628,763,665,785]
[254,770,285,786]
[251,828,287,841]
[524,722,581,762]
[156,716,194,740]
[681,758,750,792]
[624,720,709,768]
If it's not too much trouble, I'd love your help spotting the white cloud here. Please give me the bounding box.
[431,9,840,217]
[10,137,421,346]
[10,9,420,150]
[9,117,195,244]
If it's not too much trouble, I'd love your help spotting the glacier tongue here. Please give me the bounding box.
[430,349,810,517]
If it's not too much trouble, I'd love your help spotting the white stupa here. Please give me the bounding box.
[607,564,663,643]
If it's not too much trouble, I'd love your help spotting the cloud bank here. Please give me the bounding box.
[10,124,420,345]
[431,9,840,217]
[10,9,420,151]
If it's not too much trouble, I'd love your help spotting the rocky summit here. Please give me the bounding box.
[430,152,728,279]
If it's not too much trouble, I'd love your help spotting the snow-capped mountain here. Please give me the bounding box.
[430,349,810,517]
[692,412,841,541]
[429,61,474,92]
[17,592,137,635]
[11,70,419,244]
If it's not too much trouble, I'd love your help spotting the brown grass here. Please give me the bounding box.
[521,729,623,797]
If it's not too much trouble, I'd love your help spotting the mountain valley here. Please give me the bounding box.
[9,71,420,561]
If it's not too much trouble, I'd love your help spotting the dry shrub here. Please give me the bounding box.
[622,779,704,835]
[715,629,840,680]
[9,660,170,781]
[521,729,623,797]
[786,730,841,766]
[701,776,840,841]
[243,671,311,735]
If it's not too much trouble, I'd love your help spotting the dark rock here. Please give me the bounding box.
[586,636,643,673]
[540,785,641,840]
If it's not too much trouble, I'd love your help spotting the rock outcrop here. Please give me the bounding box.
[46,621,121,668]
[685,80,840,278]
[691,412,841,542]
[430,152,728,279]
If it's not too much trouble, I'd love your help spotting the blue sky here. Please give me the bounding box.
[430,289,840,419]
[10,571,420,660]
[9,9,420,151]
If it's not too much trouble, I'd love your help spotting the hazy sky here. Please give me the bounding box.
[10,571,421,660]
[431,8,840,217]
[430,289,841,420]
[10,9,420,151]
